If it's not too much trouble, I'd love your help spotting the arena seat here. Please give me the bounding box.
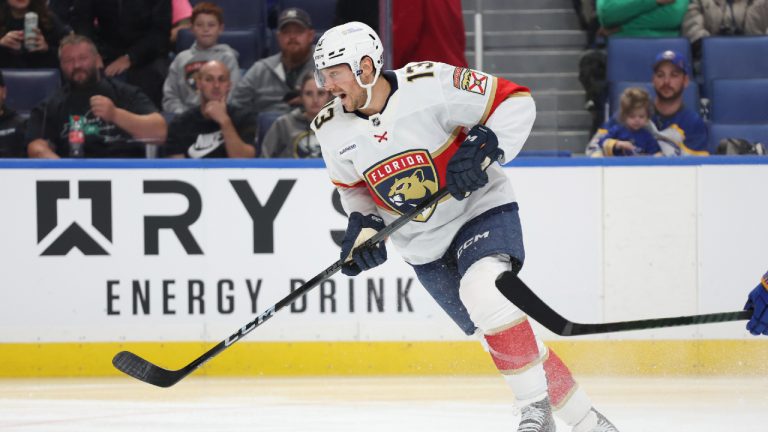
[710,79,768,124]
[1,68,61,115]
[606,37,691,83]
[176,28,261,70]
[190,0,267,30]
[707,123,768,153]
[701,36,768,98]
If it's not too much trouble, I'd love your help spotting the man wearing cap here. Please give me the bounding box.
[586,49,708,156]
[0,70,27,158]
[229,7,316,124]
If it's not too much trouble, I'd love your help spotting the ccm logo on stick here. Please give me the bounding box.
[224,306,276,346]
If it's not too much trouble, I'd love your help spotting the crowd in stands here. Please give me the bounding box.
[577,0,768,157]
[1,0,767,159]
[0,0,385,160]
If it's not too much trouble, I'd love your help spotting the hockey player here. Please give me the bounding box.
[311,22,619,432]
[745,272,768,336]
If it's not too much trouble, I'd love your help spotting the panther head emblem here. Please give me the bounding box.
[387,169,438,210]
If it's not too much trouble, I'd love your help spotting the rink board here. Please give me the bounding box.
[0,157,766,377]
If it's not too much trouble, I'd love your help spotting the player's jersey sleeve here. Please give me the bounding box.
[434,63,535,163]
[311,101,378,217]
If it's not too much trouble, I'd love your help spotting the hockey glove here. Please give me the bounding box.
[340,212,388,276]
[446,124,504,200]
[745,271,768,335]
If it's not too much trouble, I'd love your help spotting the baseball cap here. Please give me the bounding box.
[653,50,688,75]
[278,7,312,30]
[0,69,4,87]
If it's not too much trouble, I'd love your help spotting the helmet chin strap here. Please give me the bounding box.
[356,68,381,111]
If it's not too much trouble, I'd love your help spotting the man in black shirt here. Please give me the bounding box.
[0,70,26,158]
[71,0,171,108]
[26,34,167,158]
[165,60,255,158]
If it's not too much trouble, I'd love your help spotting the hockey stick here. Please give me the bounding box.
[113,183,452,387]
[495,271,752,336]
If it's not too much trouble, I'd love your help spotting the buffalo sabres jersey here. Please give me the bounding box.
[311,61,536,265]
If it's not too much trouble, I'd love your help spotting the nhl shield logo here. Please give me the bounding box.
[364,150,439,222]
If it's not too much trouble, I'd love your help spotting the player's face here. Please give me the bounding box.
[192,13,224,49]
[59,42,101,87]
[300,78,330,118]
[317,64,363,111]
[0,85,6,108]
[625,108,649,130]
[652,62,688,103]
[197,62,231,103]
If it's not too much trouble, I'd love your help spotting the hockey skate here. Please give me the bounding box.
[573,408,620,432]
[517,397,556,432]
[588,409,619,432]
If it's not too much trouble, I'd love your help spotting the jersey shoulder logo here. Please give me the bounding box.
[452,67,489,95]
[364,150,439,222]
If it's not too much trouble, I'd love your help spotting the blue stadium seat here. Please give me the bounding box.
[609,81,700,115]
[701,36,768,97]
[710,79,768,124]
[176,28,261,70]
[1,68,61,114]
[190,0,267,30]
[256,111,283,156]
[707,123,768,153]
[280,0,337,31]
[606,37,691,83]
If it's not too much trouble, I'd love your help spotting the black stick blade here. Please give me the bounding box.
[112,351,183,388]
[495,271,573,335]
[496,271,752,336]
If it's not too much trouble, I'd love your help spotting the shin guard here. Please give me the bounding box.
[484,319,548,404]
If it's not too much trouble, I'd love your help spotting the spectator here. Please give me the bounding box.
[229,7,315,121]
[47,0,73,30]
[683,0,768,60]
[596,0,689,37]
[261,72,331,158]
[170,0,193,47]
[165,60,255,159]
[0,0,68,68]
[573,0,602,47]
[162,2,241,114]
[0,70,26,157]
[596,87,661,156]
[392,0,467,69]
[586,50,709,156]
[71,0,171,108]
[747,0,768,33]
[26,34,166,158]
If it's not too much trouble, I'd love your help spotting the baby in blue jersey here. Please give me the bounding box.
[598,87,661,156]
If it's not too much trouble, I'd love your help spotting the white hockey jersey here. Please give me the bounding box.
[311,61,536,265]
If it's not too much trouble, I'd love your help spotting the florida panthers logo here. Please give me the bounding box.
[389,168,437,207]
[364,150,439,222]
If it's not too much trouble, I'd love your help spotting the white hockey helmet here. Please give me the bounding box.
[313,21,384,109]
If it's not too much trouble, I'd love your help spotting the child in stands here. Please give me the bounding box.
[598,87,661,156]
[162,1,241,114]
